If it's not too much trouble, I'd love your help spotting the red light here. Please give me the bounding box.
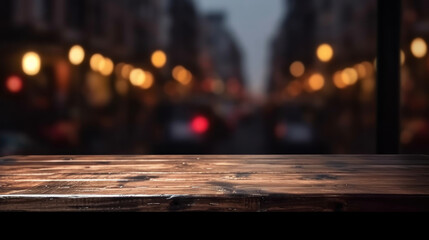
[191,115,210,134]
[6,76,23,93]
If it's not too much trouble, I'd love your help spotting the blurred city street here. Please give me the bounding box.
[213,109,269,154]
[1,0,429,155]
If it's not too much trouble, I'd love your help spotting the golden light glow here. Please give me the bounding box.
[90,54,104,72]
[151,50,167,68]
[316,43,334,62]
[100,57,114,76]
[289,61,305,78]
[172,65,192,85]
[182,72,193,86]
[115,79,129,96]
[172,65,185,79]
[341,68,358,86]
[308,73,325,91]
[411,37,427,58]
[362,61,374,76]
[130,68,146,86]
[97,58,106,73]
[121,64,133,79]
[333,71,347,89]
[354,64,367,79]
[141,71,154,90]
[22,52,41,76]
[400,50,406,66]
[68,45,85,65]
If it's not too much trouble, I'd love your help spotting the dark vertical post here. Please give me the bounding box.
[377,0,401,154]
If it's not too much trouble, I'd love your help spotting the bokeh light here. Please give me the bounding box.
[130,68,146,86]
[68,45,85,65]
[172,65,192,85]
[354,64,367,79]
[141,71,154,90]
[308,73,325,91]
[151,50,167,68]
[411,37,427,58]
[191,115,210,134]
[172,65,185,79]
[90,54,104,72]
[289,61,305,78]
[100,57,114,76]
[22,52,41,76]
[400,50,406,66]
[121,64,134,79]
[333,71,347,89]
[341,68,358,86]
[316,43,334,62]
[6,75,23,93]
[362,61,374,76]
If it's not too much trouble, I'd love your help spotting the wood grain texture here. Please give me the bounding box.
[1,155,429,212]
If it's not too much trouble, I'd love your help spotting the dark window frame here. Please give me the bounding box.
[377,0,401,154]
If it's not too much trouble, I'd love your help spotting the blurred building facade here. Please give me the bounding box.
[0,0,168,58]
[199,12,245,98]
[168,0,201,79]
[400,0,429,153]
[266,0,377,154]
[268,0,377,94]
[0,0,246,155]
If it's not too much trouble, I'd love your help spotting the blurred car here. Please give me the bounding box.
[0,131,37,156]
[152,97,231,154]
[267,102,327,154]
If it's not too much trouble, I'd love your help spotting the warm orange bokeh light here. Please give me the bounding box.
[121,64,134,79]
[333,71,347,89]
[100,57,114,76]
[400,50,406,66]
[172,65,192,85]
[354,64,367,79]
[308,73,325,91]
[141,71,154,90]
[151,50,167,68]
[361,61,374,76]
[341,68,358,86]
[22,52,41,76]
[316,44,334,62]
[411,37,427,58]
[90,54,104,72]
[289,61,305,78]
[69,45,85,65]
[130,68,146,86]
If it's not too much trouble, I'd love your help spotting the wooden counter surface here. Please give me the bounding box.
[1,155,429,212]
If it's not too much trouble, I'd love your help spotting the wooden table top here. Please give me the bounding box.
[1,155,429,212]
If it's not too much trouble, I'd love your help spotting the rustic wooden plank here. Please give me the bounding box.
[1,155,429,212]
